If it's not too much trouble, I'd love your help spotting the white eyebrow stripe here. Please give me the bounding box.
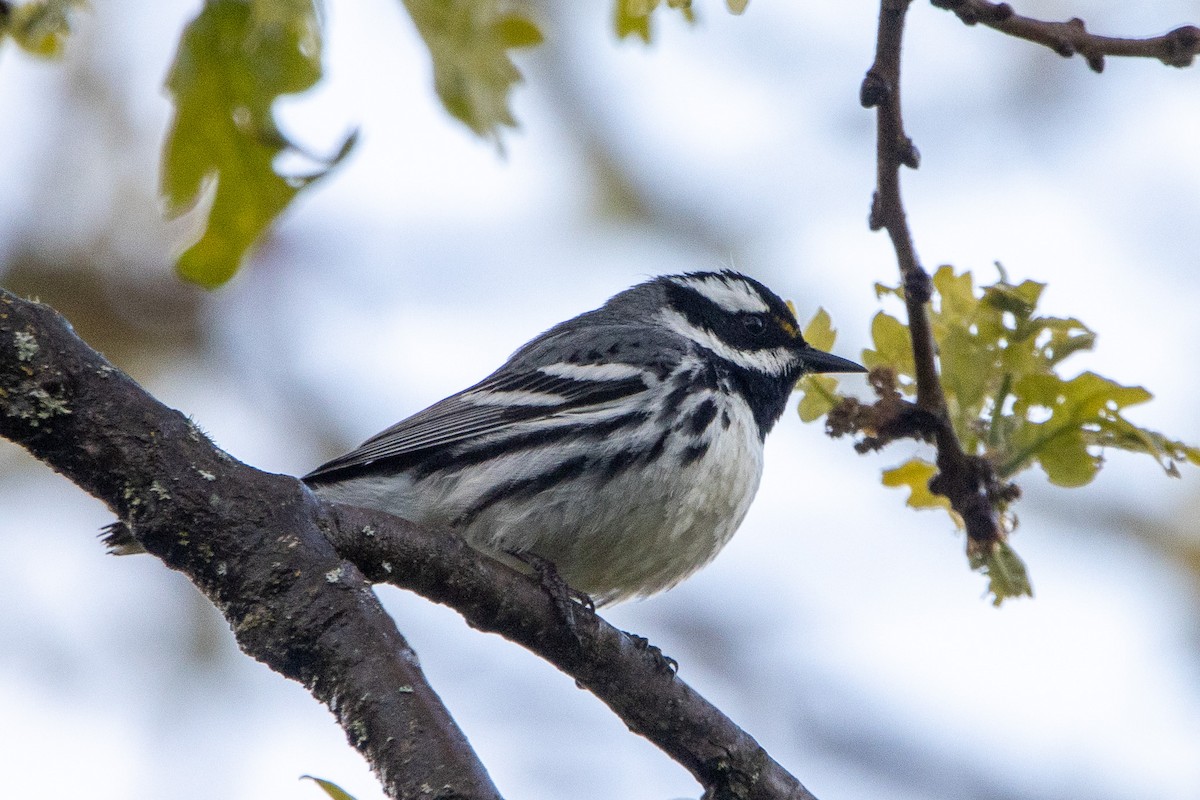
[538,362,649,382]
[658,308,798,376]
[671,275,770,314]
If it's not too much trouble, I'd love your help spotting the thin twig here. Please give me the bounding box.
[931,0,1200,72]
[862,0,1003,547]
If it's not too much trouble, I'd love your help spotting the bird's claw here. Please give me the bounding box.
[512,551,596,643]
[626,632,679,674]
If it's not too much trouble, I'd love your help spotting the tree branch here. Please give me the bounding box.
[931,0,1200,72]
[326,504,819,800]
[0,287,820,799]
[861,0,1004,549]
[0,290,500,800]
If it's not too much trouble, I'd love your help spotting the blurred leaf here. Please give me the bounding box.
[881,458,951,511]
[726,0,749,14]
[613,0,694,43]
[493,13,542,47]
[401,0,542,140]
[161,0,353,288]
[931,264,975,319]
[969,540,1033,607]
[301,776,358,800]
[1,0,84,56]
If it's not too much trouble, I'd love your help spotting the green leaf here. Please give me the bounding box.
[1006,371,1153,485]
[301,776,358,800]
[968,540,1033,607]
[161,0,353,288]
[2,0,84,57]
[492,14,543,48]
[614,0,653,42]
[794,307,843,422]
[613,0,694,43]
[796,374,839,423]
[401,0,542,140]
[931,264,977,320]
[862,311,916,393]
[881,458,951,511]
[880,264,1200,490]
[801,306,835,352]
[864,263,1198,601]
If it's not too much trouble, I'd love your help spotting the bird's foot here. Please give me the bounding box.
[626,632,679,674]
[511,551,596,642]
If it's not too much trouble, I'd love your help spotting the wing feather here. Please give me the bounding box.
[303,364,651,481]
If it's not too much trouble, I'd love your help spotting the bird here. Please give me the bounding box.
[303,270,864,605]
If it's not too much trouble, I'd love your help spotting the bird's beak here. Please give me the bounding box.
[798,347,867,374]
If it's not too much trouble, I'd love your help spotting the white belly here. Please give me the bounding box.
[313,393,766,605]
[458,391,764,604]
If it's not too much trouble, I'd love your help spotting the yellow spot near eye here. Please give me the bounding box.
[779,302,800,338]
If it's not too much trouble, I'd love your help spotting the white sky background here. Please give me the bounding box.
[2,1,1200,799]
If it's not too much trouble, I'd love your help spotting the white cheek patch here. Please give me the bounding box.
[659,308,798,376]
[670,275,770,314]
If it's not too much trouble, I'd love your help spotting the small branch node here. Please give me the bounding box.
[1050,37,1075,58]
[1163,25,1200,67]
[990,2,1014,22]
[934,1,1199,71]
[860,69,891,108]
[903,268,933,304]
[897,136,921,169]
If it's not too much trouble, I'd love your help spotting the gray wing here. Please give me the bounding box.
[303,324,682,481]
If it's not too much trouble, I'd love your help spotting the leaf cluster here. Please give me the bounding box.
[157,0,541,287]
[797,265,1200,602]
[9,0,764,285]
[8,0,542,287]
[615,0,748,43]
[882,266,1199,487]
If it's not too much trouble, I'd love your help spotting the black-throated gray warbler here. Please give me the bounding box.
[304,271,864,604]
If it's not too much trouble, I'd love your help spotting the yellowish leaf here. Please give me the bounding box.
[801,306,835,352]
[301,775,358,800]
[881,459,951,510]
[796,374,839,423]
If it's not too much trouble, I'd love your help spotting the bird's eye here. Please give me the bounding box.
[742,315,766,335]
